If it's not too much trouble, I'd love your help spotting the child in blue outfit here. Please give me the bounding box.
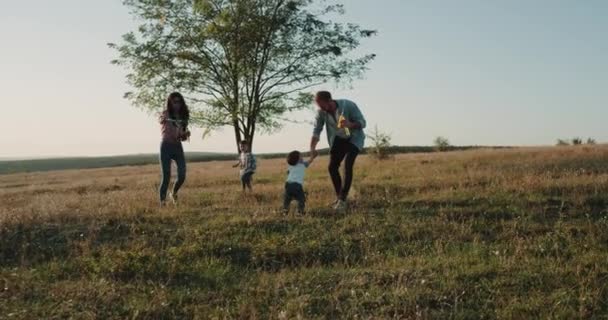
[233,141,257,192]
[283,150,316,214]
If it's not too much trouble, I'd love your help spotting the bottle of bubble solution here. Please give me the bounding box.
[337,112,351,136]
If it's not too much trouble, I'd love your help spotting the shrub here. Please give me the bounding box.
[571,137,583,145]
[586,138,597,145]
[556,139,569,146]
[434,136,451,152]
[367,125,392,160]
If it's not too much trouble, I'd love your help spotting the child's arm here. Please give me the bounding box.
[232,155,241,168]
[305,153,317,167]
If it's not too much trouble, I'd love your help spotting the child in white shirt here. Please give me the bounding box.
[283,150,316,214]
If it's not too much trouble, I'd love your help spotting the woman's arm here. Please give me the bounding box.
[159,111,168,124]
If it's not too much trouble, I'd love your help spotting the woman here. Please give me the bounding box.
[159,92,191,206]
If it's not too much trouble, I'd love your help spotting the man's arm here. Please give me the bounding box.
[310,136,320,158]
[311,110,325,156]
[306,152,317,166]
[345,101,367,130]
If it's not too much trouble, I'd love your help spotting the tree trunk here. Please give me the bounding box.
[248,121,256,152]
[233,120,242,153]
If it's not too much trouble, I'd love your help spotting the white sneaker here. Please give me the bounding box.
[329,199,340,208]
[169,192,178,205]
[333,200,348,211]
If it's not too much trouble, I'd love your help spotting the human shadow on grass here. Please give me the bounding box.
[203,239,365,272]
[0,214,184,268]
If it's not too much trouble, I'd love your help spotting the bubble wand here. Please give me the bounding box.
[337,111,351,136]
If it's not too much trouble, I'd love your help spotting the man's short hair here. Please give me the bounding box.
[315,91,332,102]
[287,150,301,166]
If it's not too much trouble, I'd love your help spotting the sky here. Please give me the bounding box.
[1,0,607,158]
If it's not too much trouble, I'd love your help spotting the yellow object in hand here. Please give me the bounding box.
[338,113,351,136]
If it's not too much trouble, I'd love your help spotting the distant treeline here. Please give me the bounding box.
[0,146,507,175]
[260,145,508,159]
[0,153,234,175]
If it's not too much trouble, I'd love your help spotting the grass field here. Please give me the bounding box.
[1,146,607,319]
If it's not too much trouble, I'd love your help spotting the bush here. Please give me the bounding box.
[557,138,597,146]
[434,136,451,152]
[367,126,392,160]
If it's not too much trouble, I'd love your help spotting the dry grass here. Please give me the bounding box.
[1,146,608,319]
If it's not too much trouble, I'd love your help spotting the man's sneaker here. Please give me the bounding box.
[169,192,178,205]
[329,199,340,208]
[334,200,348,211]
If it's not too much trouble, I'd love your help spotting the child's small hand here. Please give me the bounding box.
[309,153,317,164]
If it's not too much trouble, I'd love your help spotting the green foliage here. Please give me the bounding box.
[367,125,392,160]
[433,136,451,151]
[109,0,376,150]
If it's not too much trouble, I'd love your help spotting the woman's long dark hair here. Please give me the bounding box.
[165,92,190,120]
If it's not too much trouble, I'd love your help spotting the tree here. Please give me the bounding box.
[367,125,392,160]
[109,0,376,151]
[556,139,569,146]
[571,137,583,145]
[433,136,451,152]
[586,138,596,145]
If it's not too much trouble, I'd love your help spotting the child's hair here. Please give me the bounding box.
[287,151,301,166]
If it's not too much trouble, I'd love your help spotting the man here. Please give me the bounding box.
[310,91,367,210]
